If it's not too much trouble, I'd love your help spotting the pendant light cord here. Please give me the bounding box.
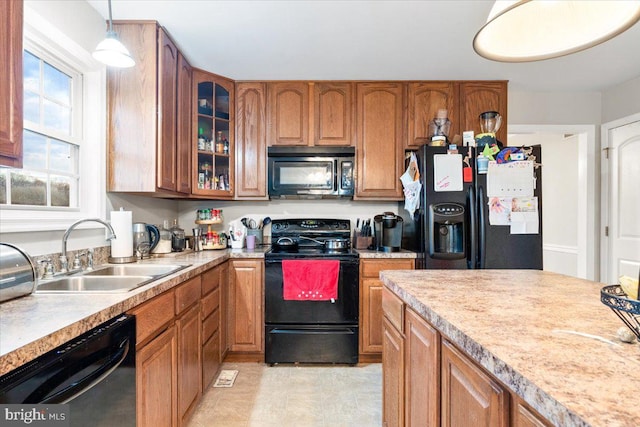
[107,0,114,34]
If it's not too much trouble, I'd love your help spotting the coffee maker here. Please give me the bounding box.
[373,212,403,252]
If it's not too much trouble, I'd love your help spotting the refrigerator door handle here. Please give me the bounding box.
[468,185,477,269]
[478,185,486,269]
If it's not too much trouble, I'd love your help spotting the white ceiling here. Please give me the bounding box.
[86,0,640,92]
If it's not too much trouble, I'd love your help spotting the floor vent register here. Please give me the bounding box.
[213,369,239,388]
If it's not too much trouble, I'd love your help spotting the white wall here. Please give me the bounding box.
[509,133,579,277]
[509,90,602,125]
[602,76,640,123]
[177,199,399,244]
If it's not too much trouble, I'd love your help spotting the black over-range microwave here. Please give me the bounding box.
[268,146,355,198]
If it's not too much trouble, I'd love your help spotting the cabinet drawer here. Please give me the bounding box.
[202,266,221,295]
[130,290,175,346]
[361,259,414,278]
[176,276,201,314]
[201,288,220,319]
[382,288,404,333]
[202,309,220,343]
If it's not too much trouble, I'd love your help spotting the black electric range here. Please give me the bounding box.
[264,218,359,364]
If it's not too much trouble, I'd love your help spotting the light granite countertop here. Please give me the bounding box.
[379,269,640,427]
[355,249,417,259]
[0,248,268,376]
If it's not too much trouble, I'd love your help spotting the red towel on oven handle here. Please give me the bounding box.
[282,260,340,301]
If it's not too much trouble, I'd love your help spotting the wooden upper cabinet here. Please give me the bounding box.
[0,0,23,168]
[459,81,508,145]
[108,22,189,195]
[355,82,404,200]
[406,82,457,150]
[313,82,354,146]
[441,339,509,427]
[267,82,309,146]
[157,29,178,192]
[191,70,235,198]
[235,82,267,199]
[176,52,192,195]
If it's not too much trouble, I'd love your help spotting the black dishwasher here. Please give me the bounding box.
[0,314,136,427]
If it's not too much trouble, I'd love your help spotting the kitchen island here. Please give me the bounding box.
[379,269,640,427]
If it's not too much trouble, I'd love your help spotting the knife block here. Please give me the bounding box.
[355,236,373,249]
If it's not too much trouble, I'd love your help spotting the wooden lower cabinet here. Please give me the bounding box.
[228,259,264,354]
[382,287,549,427]
[404,307,439,427]
[137,325,178,427]
[201,263,226,389]
[512,397,553,427]
[382,317,404,427]
[176,303,201,425]
[360,259,414,359]
[441,339,509,427]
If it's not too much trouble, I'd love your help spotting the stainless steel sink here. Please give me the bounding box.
[36,263,190,293]
[37,275,155,293]
[82,264,188,277]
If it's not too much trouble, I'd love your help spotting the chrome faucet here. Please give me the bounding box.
[61,218,116,273]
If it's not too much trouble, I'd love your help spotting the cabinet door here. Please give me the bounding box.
[235,82,268,198]
[219,262,229,359]
[313,82,354,146]
[513,397,552,427]
[459,81,508,146]
[361,278,383,354]
[176,52,192,194]
[192,70,235,198]
[177,304,201,425]
[404,308,440,427]
[382,317,404,427]
[229,259,264,352]
[157,28,178,192]
[202,330,221,390]
[137,326,178,427]
[355,83,404,199]
[107,22,158,192]
[441,339,509,427]
[267,82,309,146]
[407,82,457,150]
[0,0,22,167]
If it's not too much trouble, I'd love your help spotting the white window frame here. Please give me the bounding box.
[0,6,106,233]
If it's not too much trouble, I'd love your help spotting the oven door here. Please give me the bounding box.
[264,257,359,324]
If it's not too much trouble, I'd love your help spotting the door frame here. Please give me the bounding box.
[600,112,640,283]
[509,124,598,280]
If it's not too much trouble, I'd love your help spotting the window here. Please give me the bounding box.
[1,50,81,208]
[0,5,105,233]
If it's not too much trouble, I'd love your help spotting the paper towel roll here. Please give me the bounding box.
[110,209,133,258]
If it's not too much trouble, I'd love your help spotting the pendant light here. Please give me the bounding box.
[92,0,135,68]
[473,0,640,62]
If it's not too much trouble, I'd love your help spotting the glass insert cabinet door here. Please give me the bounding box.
[192,70,234,197]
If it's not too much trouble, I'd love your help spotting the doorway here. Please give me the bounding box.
[509,124,598,280]
[601,114,640,284]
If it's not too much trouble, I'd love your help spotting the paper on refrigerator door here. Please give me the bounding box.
[510,197,539,234]
[487,161,534,197]
[433,154,463,192]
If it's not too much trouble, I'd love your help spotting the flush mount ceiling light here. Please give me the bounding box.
[473,0,640,62]
[92,0,135,68]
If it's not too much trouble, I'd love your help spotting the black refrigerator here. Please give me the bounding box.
[400,144,542,270]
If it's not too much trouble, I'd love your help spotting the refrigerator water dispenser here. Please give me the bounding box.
[428,203,466,260]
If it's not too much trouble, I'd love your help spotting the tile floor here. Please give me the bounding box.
[188,362,382,427]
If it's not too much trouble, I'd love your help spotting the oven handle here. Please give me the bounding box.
[268,328,356,335]
[265,258,359,265]
[28,337,131,404]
